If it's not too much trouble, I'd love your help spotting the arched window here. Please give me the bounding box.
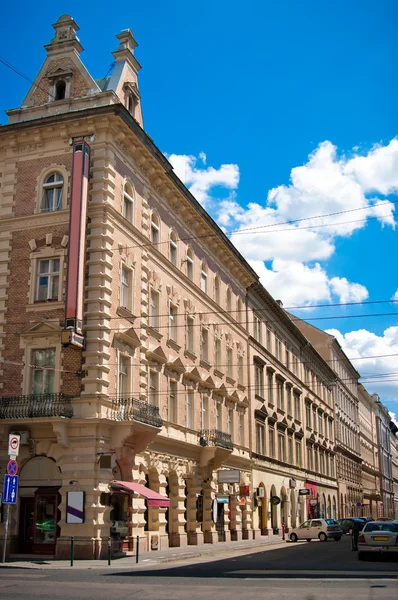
[122,182,134,223]
[214,275,220,304]
[226,287,232,312]
[169,230,178,266]
[41,172,64,212]
[186,247,194,280]
[200,262,208,293]
[151,212,160,245]
[55,80,66,101]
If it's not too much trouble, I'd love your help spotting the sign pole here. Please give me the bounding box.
[1,504,10,564]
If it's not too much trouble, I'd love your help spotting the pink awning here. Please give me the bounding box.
[112,480,170,507]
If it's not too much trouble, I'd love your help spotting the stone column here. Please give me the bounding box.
[202,477,218,544]
[229,483,242,541]
[168,475,187,547]
[157,473,170,550]
[186,476,204,546]
[130,466,148,552]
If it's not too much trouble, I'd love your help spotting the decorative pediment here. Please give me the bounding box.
[295,427,305,438]
[200,375,216,390]
[255,405,268,422]
[114,327,140,348]
[183,298,195,314]
[166,357,185,374]
[216,383,228,397]
[123,81,140,99]
[228,390,240,403]
[183,367,202,383]
[239,395,249,408]
[145,346,168,364]
[166,285,180,305]
[21,321,62,337]
[46,65,74,79]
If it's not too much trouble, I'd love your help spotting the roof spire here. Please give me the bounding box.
[44,15,83,54]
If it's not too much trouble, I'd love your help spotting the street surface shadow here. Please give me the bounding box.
[104,540,398,580]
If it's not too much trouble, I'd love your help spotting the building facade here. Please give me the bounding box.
[291,321,362,517]
[390,419,398,519]
[248,289,338,535]
[0,16,260,558]
[373,396,395,518]
[357,385,382,517]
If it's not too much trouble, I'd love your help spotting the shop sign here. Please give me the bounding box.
[309,499,318,507]
[299,489,310,495]
[270,495,281,506]
[217,470,240,484]
[212,498,218,523]
[239,485,250,497]
[216,495,229,504]
[66,491,85,524]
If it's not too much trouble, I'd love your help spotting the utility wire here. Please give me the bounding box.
[0,55,56,101]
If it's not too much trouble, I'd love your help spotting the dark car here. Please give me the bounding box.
[337,518,366,534]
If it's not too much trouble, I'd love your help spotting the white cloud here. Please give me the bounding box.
[345,138,398,195]
[390,411,398,427]
[329,277,369,304]
[168,153,239,205]
[392,289,398,301]
[325,326,398,401]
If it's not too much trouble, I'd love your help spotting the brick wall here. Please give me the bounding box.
[30,58,90,106]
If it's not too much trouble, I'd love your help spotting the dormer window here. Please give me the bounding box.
[123,82,140,119]
[55,80,66,100]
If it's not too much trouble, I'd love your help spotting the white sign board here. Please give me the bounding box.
[8,434,20,457]
[217,470,240,484]
[66,491,85,524]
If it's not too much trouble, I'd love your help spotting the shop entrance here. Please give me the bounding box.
[18,456,62,555]
[216,503,225,542]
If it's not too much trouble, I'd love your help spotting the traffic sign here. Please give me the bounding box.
[7,460,18,477]
[2,475,18,504]
[8,434,20,457]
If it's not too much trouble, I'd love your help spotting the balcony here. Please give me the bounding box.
[200,429,233,450]
[0,393,73,420]
[110,396,162,428]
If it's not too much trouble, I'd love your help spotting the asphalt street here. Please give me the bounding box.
[0,537,397,599]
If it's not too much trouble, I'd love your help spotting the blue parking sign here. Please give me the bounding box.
[2,474,18,504]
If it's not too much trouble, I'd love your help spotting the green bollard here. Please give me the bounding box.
[136,535,139,564]
[108,536,111,566]
[70,536,74,567]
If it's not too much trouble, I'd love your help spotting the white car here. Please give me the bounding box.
[357,520,398,560]
[289,518,342,542]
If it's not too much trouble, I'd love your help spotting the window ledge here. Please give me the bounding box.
[27,301,64,312]
[117,306,137,322]
[214,369,224,379]
[200,358,211,370]
[147,327,163,341]
[185,349,197,360]
[226,376,236,386]
[167,339,181,352]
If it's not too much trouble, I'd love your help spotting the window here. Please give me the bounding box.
[41,173,64,212]
[329,419,333,440]
[169,231,178,266]
[169,379,177,423]
[149,370,159,406]
[296,439,302,467]
[31,349,56,395]
[118,355,129,396]
[201,327,209,361]
[288,436,294,464]
[239,413,245,445]
[186,388,194,429]
[256,422,264,455]
[227,408,233,437]
[186,247,194,280]
[214,337,222,370]
[320,451,325,474]
[169,304,177,341]
[149,289,159,329]
[324,413,328,438]
[186,315,194,351]
[269,426,275,457]
[278,432,286,462]
[268,371,273,404]
[122,183,134,223]
[120,266,132,311]
[307,446,313,470]
[266,328,271,351]
[227,347,233,378]
[276,379,284,411]
[36,258,60,301]
[226,288,232,312]
[253,315,261,342]
[214,275,220,304]
[151,212,160,245]
[314,448,319,472]
[55,80,66,100]
[285,348,290,368]
[255,364,264,397]
[201,394,209,429]
[294,393,301,421]
[306,402,311,428]
[275,337,282,361]
[312,405,317,431]
[238,354,244,384]
[318,411,323,435]
[237,298,243,323]
[286,386,292,415]
[216,402,222,430]
[200,263,208,293]
[330,454,335,478]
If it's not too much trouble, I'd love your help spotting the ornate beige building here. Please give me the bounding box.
[357,385,382,517]
[0,15,258,558]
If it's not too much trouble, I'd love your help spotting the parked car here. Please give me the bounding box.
[357,520,398,560]
[337,518,366,535]
[289,519,342,542]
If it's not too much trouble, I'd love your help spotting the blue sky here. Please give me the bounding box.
[1,1,397,413]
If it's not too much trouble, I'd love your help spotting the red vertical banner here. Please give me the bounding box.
[64,140,90,345]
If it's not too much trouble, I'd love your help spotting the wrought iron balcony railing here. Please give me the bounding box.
[110,396,162,428]
[0,393,74,419]
[200,428,233,450]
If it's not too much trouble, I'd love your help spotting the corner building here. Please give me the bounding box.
[0,16,258,558]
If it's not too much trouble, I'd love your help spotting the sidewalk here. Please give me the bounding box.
[0,535,286,570]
